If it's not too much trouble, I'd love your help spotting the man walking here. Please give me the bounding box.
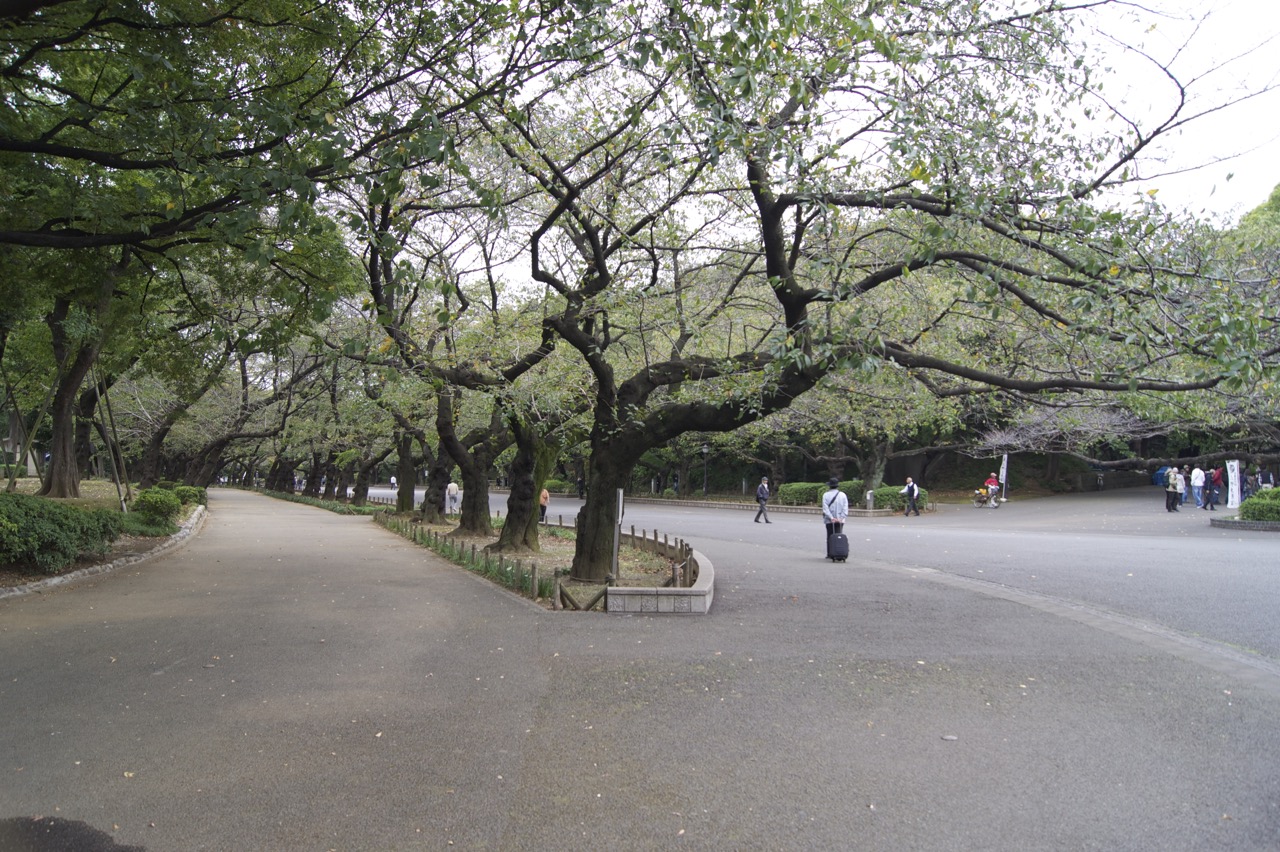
[1206,465,1223,511]
[754,477,772,523]
[900,477,921,516]
[1190,465,1205,508]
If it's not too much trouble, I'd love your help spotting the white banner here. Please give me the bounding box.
[1227,459,1241,508]
[999,454,1009,498]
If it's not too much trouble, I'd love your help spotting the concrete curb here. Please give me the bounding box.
[0,504,207,600]
[1210,516,1280,532]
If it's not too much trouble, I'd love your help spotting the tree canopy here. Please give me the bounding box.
[3,0,1278,577]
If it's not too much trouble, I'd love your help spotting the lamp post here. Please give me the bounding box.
[701,443,709,496]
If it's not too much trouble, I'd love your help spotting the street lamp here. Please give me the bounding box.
[701,443,709,496]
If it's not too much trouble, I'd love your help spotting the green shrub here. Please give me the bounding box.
[869,485,929,512]
[132,487,183,524]
[1240,493,1280,522]
[0,492,121,574]
[253,488,383,516]
[173,485,207,506]
[155,480,179,490]
[543,479,570,494]
[119,512,178,537]
[778,480,864,506]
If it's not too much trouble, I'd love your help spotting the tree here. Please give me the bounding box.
[1,0,500,495]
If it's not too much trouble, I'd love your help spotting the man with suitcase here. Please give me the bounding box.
[822,478,849,561]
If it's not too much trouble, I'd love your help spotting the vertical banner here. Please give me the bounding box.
[999,454,1009,499]
[1227,460,1241,508]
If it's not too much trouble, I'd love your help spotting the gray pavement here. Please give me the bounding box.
[2,487,1279,851]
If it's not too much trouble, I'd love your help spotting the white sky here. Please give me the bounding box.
[1091,0,1280,222]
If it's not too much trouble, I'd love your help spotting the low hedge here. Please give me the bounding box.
[775,480,928,512]
[0,492,122,574]
[132,487,183,525]
[867,485,929,512]
[777,480,865,506]
[1240,489,1280,522]
[173,485,207,506]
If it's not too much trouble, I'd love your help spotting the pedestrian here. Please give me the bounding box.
[1260,468,1276,490]
[446,480,460,516]
[822,478,848,539]
[821,477,849,561]
[539,486,550,522]
[1175,467,1187,508]
[576,476,585,499]
[1164,466,1179,512]
[1180,466,1191,505]
[1206,465,1223,511]
[390,474,397,489]
[900,477,921,516]
[1190,465,1205,508]
[754,477,772,523]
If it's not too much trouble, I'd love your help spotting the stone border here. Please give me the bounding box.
[1210,516,1280,533]
[607,545,713,615]
[0,505,207,600]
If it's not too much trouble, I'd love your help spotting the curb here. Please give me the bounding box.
[1210,516,1280,532]
[0,505,207,600]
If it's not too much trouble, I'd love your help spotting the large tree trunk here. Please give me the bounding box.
[351,446,394,507]
[303,451,324,497]
[495,415,560,553]
[74,384,100,478]
[137,421,177,488]
[40,377,83,498]
[188,440,233,487]
[418,445,452,524]
[438,392,507,536]
[570,439,639,583]
[395,432,415,512]
[855,440,891,491]
[320,452,340,500]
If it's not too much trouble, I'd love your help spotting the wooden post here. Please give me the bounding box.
[553,576,562,610]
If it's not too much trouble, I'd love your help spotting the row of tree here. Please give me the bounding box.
[3,1,1278,581]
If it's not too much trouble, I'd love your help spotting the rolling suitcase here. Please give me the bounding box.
[827,532,849,562]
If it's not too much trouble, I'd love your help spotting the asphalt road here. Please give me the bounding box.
[1,487,1278,851]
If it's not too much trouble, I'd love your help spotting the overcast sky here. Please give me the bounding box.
[1093,0,1280,222]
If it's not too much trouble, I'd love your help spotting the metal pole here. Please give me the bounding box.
[610,488,624,584]
[702,444,709,495]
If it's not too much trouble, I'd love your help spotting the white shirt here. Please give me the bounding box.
[1190,468,1205,487]
[822,488,849,521]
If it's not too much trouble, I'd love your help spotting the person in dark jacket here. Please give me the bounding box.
[754,477,772,523]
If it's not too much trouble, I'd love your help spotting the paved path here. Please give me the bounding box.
[2,488,1278,850]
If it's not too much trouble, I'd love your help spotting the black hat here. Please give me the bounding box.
[827,477,840,488]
